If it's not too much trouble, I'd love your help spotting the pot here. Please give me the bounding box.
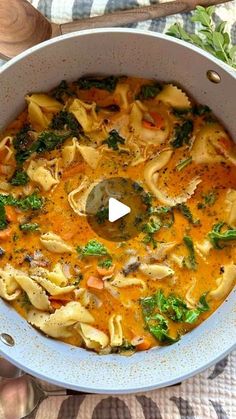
[0,29,235,394]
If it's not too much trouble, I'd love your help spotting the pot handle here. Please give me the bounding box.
[59,0,230,34]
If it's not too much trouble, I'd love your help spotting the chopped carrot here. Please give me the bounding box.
[96,265,115,277]
[0,228,12,240]
[136,338,152,351]
[87,275,104,290]
[49,295,74,302]
[5,206,18,223]
[62,163,85,179]
[142,111,164,130]
[50,300,62,310]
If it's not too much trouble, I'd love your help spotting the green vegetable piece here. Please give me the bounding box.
[0,204,7,231]
[208,222,236,249]
[95,207,109,224]
[182,235,197,270]
[166,6,236,69]
[49,110,82,136]
[0,193,44,211]
[176,203,199,225]
[10,170,29,186]
[136,83,162,100]
[171,120,193,148]
[175,156,192,171]
[32,131,70,154]
[77,239,109,257]
[103,130,125,150]
[51,80,75,103]
[142,218,161,248]
[13,124,33,164]
[20,223,40,232]
[98,258,113,269]
[77,76,118,92]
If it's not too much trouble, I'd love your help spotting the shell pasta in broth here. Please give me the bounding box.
[0,76,235,354]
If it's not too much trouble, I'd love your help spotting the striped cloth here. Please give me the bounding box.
[0,1,235,418]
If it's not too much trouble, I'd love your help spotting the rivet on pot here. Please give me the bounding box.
[0,333,15,346]
[207,70,221,83]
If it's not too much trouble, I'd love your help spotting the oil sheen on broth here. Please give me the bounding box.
[0,76,235,354]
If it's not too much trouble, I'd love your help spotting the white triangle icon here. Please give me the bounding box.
[108,197,131,223]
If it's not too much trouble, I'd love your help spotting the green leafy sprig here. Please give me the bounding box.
[167,6,236,68]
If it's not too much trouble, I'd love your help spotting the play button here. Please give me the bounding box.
[108,198,131,222]
[85,177,150,242]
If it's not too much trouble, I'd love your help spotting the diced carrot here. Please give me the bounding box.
[96,265,115,277]
[142,111,164,130]
[87,275,104,290]
[50,300,62,310]
[136,338,152,351]
[62,163,85,179]
[5,206,18,223]
[0,228,12,240]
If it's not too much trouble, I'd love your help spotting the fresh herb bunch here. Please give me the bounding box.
[167,6,236,68]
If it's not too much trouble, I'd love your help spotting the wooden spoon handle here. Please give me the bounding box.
[60,0,230,34]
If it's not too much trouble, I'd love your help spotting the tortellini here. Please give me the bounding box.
[68,176,97,216]
[109,314,123,347]
[156,84,191,109]
[28,301,94,338]
[129,101,169,145]
[209,264,236,300]
[0,265,50,310]
[139,263,174,279]
[144,149,201,206]
[195,240,213,260]
[110,272,146,290]
[77,145,100,169]
[62,138,78,167]
[40,232,74,254]
[30,272,75,296]
[225,189,236,226]
[26,94,62,131]
[69,99,101,132]
[191,123,235,165]
[76,323,109,350]
[27,158,59,192]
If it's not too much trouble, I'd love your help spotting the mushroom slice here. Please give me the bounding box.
[209,263,236,300]
[108,314,123,347]
[40,232,74,254]
[156,84,191,109]
[144,149,201,206]
[139,263,174,279]
[76,323,109,350]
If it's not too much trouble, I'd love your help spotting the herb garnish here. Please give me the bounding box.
[167,6,236,69]
[95,207,109,224]
[51,80,75,103]
[198,190,217,209]
[142,218,161,249]
[0,204,7,231]
[182,235,197,270]
[0,193,43,211]
[77,239,109,257]
[175,156,192,171]
[77,76,118,92]
[103,130,125,150]
[176,203,199,225]
[98,258,113,269]
[171,120,193,148]
[208,222,236,249]
[49,110,82,136]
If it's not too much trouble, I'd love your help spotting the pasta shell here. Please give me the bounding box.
[26,94,62,112]
[191,124,227,164]
[209,263,236,300]
[108,314,123,347]
[62,138,78,167]
[185,277,197,308]
[156,84,191,109]
[31,275,75,296]
[115,83,130,109]
[195,240,212,260]
[144,149,201,206]
[139,263,174,279]
[77,323,109,350]
[0,267,21,301]
[68,176,98,216]
[0,136,14,163]
[40,232,74,254]
[69,99,100,132]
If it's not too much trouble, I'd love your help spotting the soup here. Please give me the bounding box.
[0,76,235,354]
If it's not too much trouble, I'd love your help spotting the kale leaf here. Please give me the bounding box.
[51,80,75,103]
[20,223,40,232]
[98,258,113,269]
[176,203,199,225]
[136,83,162,100]
[13,124,33,164]
[10,170,29,186]
[95,207,109,224]
[171,120,193,148]
[182,235,197,270]
[77,239,109,257]
[175,156,192,171]
[49,110,82,136]
[0,204,7,231]
[0,193,43,211]
[77,76,118,92]
[103,130,125,150]
[208,222,236,249]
